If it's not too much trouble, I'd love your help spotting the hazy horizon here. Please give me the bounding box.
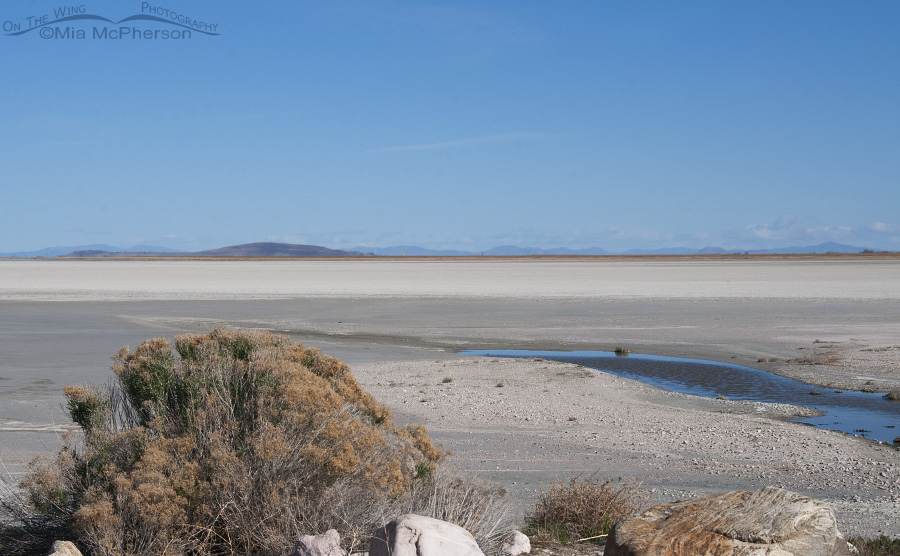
[1,239,891,258]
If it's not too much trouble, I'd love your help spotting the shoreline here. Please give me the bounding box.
[447,339,900,394]
[353,357,900,539]
[1,259,898,538]
[6,252,900,261]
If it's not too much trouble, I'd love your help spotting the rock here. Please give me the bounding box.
[606,487,842,556]
[834,533,855,556]
[46,541,83,556]
[294,529,345,556]
[370,514,485,556]
[501,530,531,556]
[614,347,630,356]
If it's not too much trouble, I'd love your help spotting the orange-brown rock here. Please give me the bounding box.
[606,487,849,556]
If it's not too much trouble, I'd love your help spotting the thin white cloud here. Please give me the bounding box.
[870,221,897,233]
[370,132,546,153]
[745,215,799,240]
[744,220,852,243]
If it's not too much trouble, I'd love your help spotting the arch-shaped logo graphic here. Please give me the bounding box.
[3,4,220,39]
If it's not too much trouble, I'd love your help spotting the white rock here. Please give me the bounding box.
[294,529,346,556]
[370,514,484,556]
[46,541,83,556]
[500,530,531,556]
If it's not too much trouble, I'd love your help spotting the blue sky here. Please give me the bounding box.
[1,1,898,252]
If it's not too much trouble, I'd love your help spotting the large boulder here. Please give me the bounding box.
[294,529,346,556]
[370,514,485,556]
[606,487,848,556]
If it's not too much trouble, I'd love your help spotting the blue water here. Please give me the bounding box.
[461,349,900,444]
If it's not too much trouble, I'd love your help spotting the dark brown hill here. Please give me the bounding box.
[193,242,370,257]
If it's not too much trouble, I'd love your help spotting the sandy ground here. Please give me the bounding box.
[1,258,898,538]
[355,358,899,538]
[2,258,900,301]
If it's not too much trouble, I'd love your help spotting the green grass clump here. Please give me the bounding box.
[849,536,900,556]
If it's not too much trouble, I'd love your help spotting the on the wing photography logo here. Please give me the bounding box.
[3,3,219,40]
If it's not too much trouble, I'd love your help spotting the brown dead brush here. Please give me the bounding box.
[11,329,508,556]
[401,466,510,554]
[525,476,646,545]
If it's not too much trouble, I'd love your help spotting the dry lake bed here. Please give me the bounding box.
[1,257,899,537]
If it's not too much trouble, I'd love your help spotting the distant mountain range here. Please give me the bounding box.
[51,242,369,258]
[0,244,184,258]
[352,241,882,256]
[0,241,888,258]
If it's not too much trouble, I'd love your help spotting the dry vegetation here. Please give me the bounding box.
[524,476,646,546]
[1,329,509,556]
[4,329,897,555]
[849,536,900,556]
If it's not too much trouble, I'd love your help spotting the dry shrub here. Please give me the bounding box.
[1,467,69,556]
[849,536,900,556]
[292,465,511,554]
[525,476,645,545]
[401,466,510,554]
[18,329,480,556]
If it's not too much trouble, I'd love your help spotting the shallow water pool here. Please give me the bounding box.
[462,349,900,444]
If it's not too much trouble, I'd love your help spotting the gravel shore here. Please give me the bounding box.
[1,258,898,537]
[354,357,900,538]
